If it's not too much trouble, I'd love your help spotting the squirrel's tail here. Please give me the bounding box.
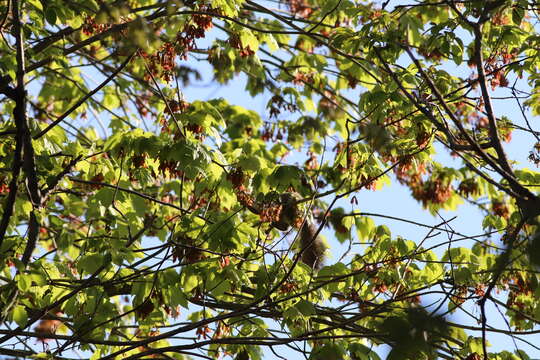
[299,222,327,270]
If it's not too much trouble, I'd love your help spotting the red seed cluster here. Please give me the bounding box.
[158,99,190,135]
[267,95,298,118]
[468,46,517,90]
[168,99,190,114]
[491,200,510,219]
[188,191,209,211]
[0,177,9,194]
[389,156,456,208]
[285,0,313,18]
[82,16,112,36]
[280,281,299,294]
[227,167,245,189]
[457,178,480,197]
[412,177,453,206]
[291,70,314,85]
[392,156,426,185]
[140,42,178,82]
[158,160,183,178]
[229,35,255,57]
[140,8,217,82]
[196,325,212,340]
[418,46,444,61]
[177,8,217,59]
[235,189,256,210]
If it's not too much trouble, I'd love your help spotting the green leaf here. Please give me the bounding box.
[77,253,104,275]
[240,29,259,51]
[13,305,28,327]
[453,267,473,283]
[283,306,302,320]
[295,299,315,316]
[349,343,380,360]
[169,287,188,308]
[44,7,57,25]
[238,155,264,172]
[311,343,345,360]
[269,165,308,191]
[17,274,31,292]
[182,273,199,293]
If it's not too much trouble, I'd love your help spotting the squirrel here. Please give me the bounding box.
[272,192,328,270]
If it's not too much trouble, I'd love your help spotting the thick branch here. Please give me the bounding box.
[472,23,514,177]
[478,219,527,360]
[0,0,41,260]
[9,0,41,266]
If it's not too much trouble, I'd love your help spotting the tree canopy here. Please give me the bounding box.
[1,0,540,359]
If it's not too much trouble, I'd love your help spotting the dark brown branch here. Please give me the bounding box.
[472,23,515,178]
[41,155,83,200]
[478,219,527,360]
[68,176,186,213]
[0,347,78,360]
[0,0,41,265]
[30,26,77,54]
